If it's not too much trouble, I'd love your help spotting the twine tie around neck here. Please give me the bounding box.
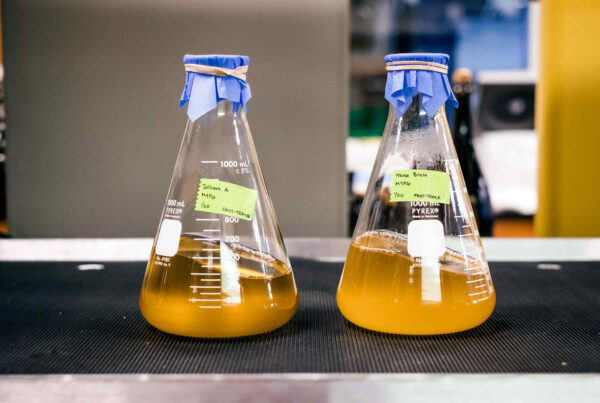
[385,60,448,74]
[184,63,248,81]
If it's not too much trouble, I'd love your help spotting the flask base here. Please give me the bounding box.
[336,233,496,335]
[139,238,298,338]
[337,292,495,335]
[140,296,298,338]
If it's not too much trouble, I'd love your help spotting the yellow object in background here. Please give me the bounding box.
[535,0,600,236]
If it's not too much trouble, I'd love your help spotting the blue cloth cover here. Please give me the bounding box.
[180,54,252,121]
[384,53,458,118]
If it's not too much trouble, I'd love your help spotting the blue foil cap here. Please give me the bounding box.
[384,53,458,118]
[180,54,252,121]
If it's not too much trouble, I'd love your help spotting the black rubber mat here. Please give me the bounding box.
[0,259,599,373]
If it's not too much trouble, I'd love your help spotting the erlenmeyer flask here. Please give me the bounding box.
[140,55,298,338]
[337,54,495,335]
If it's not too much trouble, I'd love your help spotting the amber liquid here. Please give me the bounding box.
[140,236,298,338]
[337,231,495,335]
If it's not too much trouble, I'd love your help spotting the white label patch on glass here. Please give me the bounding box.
[407,220,445,258]
[421,259,442,302]
[155,219,182,257]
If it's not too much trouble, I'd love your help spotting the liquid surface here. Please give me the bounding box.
[140,236,298,338]
[337,231,495,335]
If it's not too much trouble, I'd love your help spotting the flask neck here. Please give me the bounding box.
[212,100,241,117]
[385,94,449,135]
[180,100,252,162]
[188,100,247,133]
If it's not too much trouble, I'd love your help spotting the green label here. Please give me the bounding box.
[195,179,258,221]
[390,169,450,204]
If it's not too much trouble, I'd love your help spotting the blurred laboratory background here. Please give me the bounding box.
[1,0,599,238]
[348,0,536,237]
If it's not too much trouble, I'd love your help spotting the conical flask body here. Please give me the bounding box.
[337,96,495,335]
[140,101,298,337]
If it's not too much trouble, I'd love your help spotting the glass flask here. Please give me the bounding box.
[140,55,298,338]
[337,54,495,335]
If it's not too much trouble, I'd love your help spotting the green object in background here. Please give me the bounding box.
[349,106,388,137]
[390,169,450,204]
[195,179,258,221]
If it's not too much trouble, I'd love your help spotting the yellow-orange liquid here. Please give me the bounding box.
[337,231,495,335]
[140,236,298,338]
